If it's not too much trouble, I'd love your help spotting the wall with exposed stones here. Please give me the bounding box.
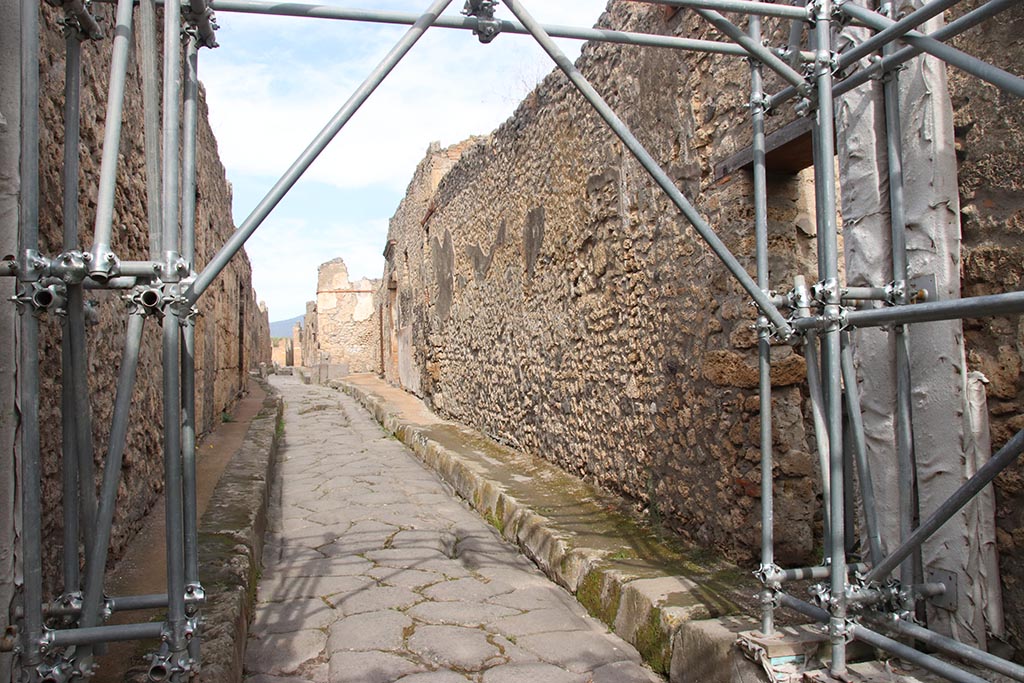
[19,2,272,601]
[298,258,381,374]
[382,3,821,567]
[379,0,1024,651]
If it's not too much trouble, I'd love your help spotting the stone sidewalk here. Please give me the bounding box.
[243,375,662,683]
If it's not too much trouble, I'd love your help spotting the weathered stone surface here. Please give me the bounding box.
[197,390,283,683]
[298,257,381,374]
[670,618,768,683]
[368,9,1024,654]
[376,4,821,572]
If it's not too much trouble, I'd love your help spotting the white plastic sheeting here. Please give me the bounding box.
[835,0,999,650]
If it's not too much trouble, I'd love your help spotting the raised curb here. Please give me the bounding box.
[193,385,283,683]
[336,377,768,683]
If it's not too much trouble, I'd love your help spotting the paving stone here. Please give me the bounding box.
[488,584,577,611]
[405,600,521,627]
[479,662,587,683]
[262,555,374,579]
[251,597,339,633]
[363,547,451,566]
[327,651,424,683]
[244,630,327,677]
[406,625,503,671]
[245,675,322,683]
[590,660,664,683]
[389,529,456,554]
[490,608,592,637]
[367,566,445,590]
[257,574,373,603]
[334,585,422,614]
[394,672,473,682]
[422,577,514,603]
[516,631,639,672]
[328,610,413,652]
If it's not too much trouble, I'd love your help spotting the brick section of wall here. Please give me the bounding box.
[34,4,271,595]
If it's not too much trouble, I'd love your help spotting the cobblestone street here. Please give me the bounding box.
[244,376,662,683]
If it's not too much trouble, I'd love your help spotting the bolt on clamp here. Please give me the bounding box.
[462,0,502,43]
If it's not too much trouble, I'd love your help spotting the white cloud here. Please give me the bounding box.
[202,0,609,192]
[201,0,609,319]
[246,214,389,320]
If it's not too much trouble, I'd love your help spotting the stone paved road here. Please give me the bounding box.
[244,376,662,683]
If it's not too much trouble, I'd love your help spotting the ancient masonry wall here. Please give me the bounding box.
[379,0,1024,646]
[300,257,381,374]
[383,3,819,566]
[24,3,273,598]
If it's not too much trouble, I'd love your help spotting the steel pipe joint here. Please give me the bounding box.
[88,244,119,283]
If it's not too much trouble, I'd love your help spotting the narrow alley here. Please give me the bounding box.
[243,376,662,683]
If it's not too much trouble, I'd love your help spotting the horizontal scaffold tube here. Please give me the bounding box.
[763,562,869,583]
[47,621,165,647]
[53,0,104,38]
[633,0,810,20]
[791,290,1024,330]
[767,0,1015,109]
[870,616,1024,681]
[207,0,750,55]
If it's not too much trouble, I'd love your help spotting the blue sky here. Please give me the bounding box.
[200,0,610,321]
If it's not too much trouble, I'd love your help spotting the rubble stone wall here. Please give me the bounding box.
[382,4,821,566]
[28,3,272,597]
[379,0,1024,650]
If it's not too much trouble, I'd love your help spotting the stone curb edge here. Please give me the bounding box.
[336,380,767,683]
[193,383,283,683]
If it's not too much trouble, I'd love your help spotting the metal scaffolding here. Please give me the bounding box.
[7,0,1024,680]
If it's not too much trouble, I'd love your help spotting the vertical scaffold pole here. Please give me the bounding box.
[810,0,847,673]
[140,0,164,258]
[180,35,201,669]
[63,21,97,563]
[881,0,919,602]
[750,10,775,637]
[162,0,188,675]
[60,27,85,596]
[19,0,43,674]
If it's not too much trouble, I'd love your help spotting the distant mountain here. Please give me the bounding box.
[270,314,304,339]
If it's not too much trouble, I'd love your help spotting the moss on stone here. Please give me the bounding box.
[482,507,505,535]
[633,607,672,676]
[577,570,621,627]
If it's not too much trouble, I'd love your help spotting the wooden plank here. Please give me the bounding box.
[714,115,818,179]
